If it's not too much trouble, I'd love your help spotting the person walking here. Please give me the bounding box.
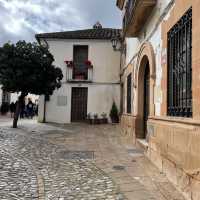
[27,99,34,119]
[9,102,16,118]
[20,100,25,118]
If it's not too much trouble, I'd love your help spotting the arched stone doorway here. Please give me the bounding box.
[135,42,156,139]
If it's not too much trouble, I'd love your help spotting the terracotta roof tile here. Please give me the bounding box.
[35,28,121,41]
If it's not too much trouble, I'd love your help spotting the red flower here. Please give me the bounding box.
[85,60,93,68]
[64,60,74,67]
[85,60,92,66]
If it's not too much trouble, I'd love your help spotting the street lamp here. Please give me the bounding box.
[40,39,49,49]
[111,37,122,52]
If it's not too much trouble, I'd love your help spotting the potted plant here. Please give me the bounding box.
[101,112,108,124]
[87,113,92,124]
[109,102,119,123]
[64,60,74,68]
[93,113,99,124]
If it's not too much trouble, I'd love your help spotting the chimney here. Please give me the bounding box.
[93,21,102,29]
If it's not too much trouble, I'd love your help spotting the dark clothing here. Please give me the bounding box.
[20,101,26,118]
[27,101,34,118]
[10,103,16,113]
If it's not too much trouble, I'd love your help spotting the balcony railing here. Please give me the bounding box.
[123,0,156,37]
[67,63,93,82]
[123,0,135,32]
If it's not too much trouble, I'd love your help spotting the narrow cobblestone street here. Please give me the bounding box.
[0,118,186,200]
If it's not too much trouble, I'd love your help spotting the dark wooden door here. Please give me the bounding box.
[143,62,150,138]
[71,88,88,122]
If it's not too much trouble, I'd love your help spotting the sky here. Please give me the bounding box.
[0,0,122,45]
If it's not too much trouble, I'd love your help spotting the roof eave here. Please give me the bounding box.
[35,36,117,41]
[116,0,125,10]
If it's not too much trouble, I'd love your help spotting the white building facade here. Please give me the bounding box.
[0,88,38,106]
[36,27,121,123]
[117,0,200,199]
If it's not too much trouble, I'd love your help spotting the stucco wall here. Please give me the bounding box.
[44,39,120,84]
[38,83,120,123]
[38,38,121,123]
[0,87,38,106]
[123,0,174,117]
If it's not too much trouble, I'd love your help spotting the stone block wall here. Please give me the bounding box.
[147,118,200,200]
[120,114,136,143]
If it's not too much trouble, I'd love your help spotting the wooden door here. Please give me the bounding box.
[143,62,150,138]
[71,88,88,122]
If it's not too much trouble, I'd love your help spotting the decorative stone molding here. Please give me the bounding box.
[136,42,156,117]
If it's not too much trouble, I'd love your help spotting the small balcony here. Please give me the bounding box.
[66,63,93,83]
[123,0,156,37]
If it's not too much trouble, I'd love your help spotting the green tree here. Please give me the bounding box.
[0,41,63,128]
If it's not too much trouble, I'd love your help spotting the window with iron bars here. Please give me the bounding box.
[127,73,132,114]
[167,7,192,117]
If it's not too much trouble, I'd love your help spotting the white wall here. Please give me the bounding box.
[10,93,39,104]
[125,38,140,65]
[38,83,120,123]
[38,38,121,123]
[122,0,174,117]
[44,39,121,83]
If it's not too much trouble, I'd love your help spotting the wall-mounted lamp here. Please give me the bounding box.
[111,37,122,52]
[40,39,49,49]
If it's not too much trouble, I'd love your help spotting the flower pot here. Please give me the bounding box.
[99,119,104,124]
[111,117,119,124]
[103,118,108,124]
[89,119,94,124]
[94,118,99,124]
[97,119,101,124]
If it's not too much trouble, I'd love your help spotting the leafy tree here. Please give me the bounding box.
[0,41,63,128]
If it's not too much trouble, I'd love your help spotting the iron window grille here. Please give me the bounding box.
[127,73,132,113]
[167,7,192,117]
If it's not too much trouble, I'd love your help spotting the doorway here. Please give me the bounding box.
[143,62,150,138]
[71,88,88,122]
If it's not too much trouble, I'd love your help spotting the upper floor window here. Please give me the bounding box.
[127,73,132,113]
[167,8,192,117]
[73,45,88,80]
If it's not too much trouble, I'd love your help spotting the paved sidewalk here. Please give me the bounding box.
[0,120,185,200]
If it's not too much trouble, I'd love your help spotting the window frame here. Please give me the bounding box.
[167,7,192,118]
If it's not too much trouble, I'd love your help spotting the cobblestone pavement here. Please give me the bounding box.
[0,119,186,200]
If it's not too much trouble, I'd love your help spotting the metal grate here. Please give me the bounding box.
[60,151,94,160]
[113,165,125,171]
[167,8,192,117]
[127,73,132,113]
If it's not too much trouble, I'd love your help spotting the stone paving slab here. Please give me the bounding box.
[0,119,186,200]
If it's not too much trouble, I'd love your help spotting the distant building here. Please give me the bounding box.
[117,0,200,199]
[35,24,121,123]
[0,88,38,106]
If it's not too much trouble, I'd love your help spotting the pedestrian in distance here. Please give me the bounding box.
[9,102,16,118]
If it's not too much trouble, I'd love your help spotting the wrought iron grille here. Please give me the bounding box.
[127,73,132,113]
[167,8,192,117]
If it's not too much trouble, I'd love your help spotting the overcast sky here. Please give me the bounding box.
[0,0,122,45]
